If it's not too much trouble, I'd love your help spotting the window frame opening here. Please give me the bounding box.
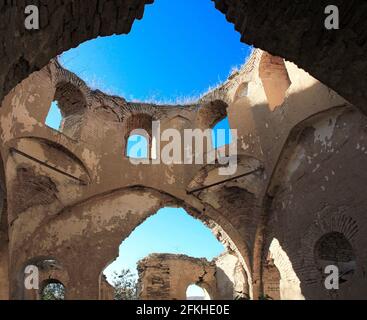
[211,116,233,149]
[126,133,150,159]
[39,279,66,300]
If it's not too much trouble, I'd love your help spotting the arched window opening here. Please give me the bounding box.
[40,280,65,300]
[211,116,232,149]
[45,82,87,139]
[186,284,210,300]
[126,134,149,159]
[123,113,153,159]
[314,232,356,284]
[45,101,63,131]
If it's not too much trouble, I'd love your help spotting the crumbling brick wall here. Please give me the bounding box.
[1,48,367,300]
[137,254,217,300]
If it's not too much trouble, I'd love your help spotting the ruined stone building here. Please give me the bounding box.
[137,253,249,300]
[0,1,367,300]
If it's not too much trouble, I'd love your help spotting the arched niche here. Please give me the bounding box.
[314,232,356,285]
[16,257,69,300]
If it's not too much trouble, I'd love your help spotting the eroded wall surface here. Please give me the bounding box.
[1,1,366,114]
[137,253,249,300]
[214,252,249,300]
[137,254,217,300]
[0,49,366,300]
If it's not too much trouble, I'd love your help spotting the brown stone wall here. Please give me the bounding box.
[99,275,115,300]
[262,259,281,300]
[1,1,366,116]
[0,0,154,106]
[0,49,366,300]
[267,107,367,299]
[137,254,217,300]
[213,0,367,112]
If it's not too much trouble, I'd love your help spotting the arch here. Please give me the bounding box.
[9,137,91,184]
[300,213,359,286]
[93,106,121,123]
[123,113,154,158]
[196,100,228,130]
[267,106,351,196]
[314,232,356,285]
[264,104,367,299]
[54,81,87,117]
[14,186,252,299]
[123,113,154,138]
[15,256,70,300]
[40,279,66,300]
[186,284,211,300]
[50,81,87,139]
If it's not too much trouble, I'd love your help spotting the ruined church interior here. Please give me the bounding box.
[0,0,367,303]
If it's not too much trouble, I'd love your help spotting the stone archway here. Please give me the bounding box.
[10,186,252,300]
[265,105,367,299]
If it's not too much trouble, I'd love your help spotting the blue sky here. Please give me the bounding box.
[46,0,251,298]
[59,0,251,103]
[103,208,224,279]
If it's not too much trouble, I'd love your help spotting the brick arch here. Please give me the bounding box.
[1,1,366,114]
[13,186,253,299]
[13,256,70,300]
[123,113,154,139]
[50,60,92,107]
[122,113,154,158]
[196,100,228,130]
[300,213,358,287]
[39,278,66,300]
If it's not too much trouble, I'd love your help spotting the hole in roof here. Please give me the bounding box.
[59,0,252,104]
